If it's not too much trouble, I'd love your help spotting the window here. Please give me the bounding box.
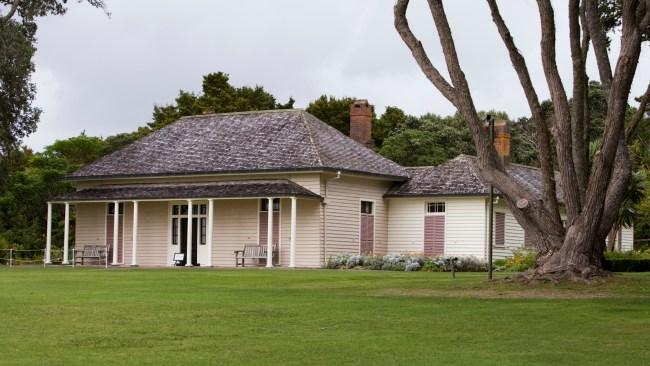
[426,202,445,214]
[495,212,505,247]
[360,201,373,215]
[200,218,207,245]
[172,204,208,216]
[260,198,280,212]
[107,203,124,215]
[172,218,178,245]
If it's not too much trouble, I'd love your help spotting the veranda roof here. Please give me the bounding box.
[51,179,321,202]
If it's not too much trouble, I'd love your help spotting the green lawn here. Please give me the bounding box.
[1,268,649,366]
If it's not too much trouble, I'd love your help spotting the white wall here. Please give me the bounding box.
[387,196,487,258]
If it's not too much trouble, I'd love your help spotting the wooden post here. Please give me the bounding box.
[45,202,52,264]
[112,201,119,265]
[290,197,297,268]
[206,199,214,267]
[186,200,193,267]
[62,202,70,264]
[131,201,138,266]
[266,197,274,268]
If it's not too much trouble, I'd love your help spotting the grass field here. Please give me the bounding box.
[1,268,649,366]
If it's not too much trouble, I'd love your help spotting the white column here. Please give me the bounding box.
[45,202,52,264]
[206,199,214,267]
[62,202,70,264]
[186,200,193,266]
[290,197,297,268]
[266,197,274,268]
[131,201,138,266]
[112,201,119,265]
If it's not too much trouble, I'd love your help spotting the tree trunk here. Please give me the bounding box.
[607,226,619,252]
[394,0,648,282]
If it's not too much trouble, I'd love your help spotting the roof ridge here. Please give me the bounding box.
[179,109,303,120]
[299,111,324,167]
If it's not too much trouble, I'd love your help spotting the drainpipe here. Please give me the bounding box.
[322,171,341,264]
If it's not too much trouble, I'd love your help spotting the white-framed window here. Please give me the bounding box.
[260,198,280,212]
[360,201,374,215]
[171,204,208,245]
[426,202,445,214]
[107,203,124,215]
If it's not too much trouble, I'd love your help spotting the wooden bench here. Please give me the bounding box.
[74,245,109,266]
[234,245,278,267]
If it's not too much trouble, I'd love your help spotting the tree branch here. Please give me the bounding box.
[537,0,582,222]
[393,0,458,104]
[585,0,613,95]
[569,0,588,203]
[626,82,650,141]
[583,0,644,245]
[1,0,20,22]
[486,0,561,226]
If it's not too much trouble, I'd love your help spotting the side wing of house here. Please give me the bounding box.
[386,197,487,258]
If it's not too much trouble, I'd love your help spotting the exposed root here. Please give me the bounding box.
[517,265,613,285]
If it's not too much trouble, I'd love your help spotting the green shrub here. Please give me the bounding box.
[604,259,650,272]
[421,259,443,272]
[364,256,384,270]
[503,249,536,272]
[604,249,650,260]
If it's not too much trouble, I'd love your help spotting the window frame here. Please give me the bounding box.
[360,200,374,215]
[425,201,446,215]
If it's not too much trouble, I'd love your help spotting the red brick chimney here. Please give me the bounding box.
[349,99,372,148]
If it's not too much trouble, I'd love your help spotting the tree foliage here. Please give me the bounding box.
[149,72,294,131]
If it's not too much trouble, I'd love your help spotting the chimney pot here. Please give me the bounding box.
[349,99,372,148]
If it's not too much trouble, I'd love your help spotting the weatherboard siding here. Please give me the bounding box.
[74,203,105,248]
[324,176,390,258]
[387,197,487,258]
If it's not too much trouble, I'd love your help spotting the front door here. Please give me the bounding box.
[179,218,199,266]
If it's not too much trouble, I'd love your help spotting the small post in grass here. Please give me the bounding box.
[9,248,13,268]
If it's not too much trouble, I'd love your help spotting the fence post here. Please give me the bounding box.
[72,247,75,269]
[43,249,46,268]
[9,249,13,268]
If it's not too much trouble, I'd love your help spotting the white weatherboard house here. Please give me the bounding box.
[45,100,634,267]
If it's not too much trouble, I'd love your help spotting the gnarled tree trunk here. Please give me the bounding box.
[394,0,650,282]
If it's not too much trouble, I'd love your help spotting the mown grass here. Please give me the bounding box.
[0,268,649,365]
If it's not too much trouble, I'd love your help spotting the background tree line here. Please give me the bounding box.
[0,70,647,255]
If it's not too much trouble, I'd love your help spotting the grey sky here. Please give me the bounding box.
[26,0,649,150]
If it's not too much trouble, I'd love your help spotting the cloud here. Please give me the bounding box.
[24,0,649,151]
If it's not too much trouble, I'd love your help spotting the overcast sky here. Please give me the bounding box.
[26,0,649,150]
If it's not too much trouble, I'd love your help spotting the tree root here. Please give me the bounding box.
[517,265,613,284]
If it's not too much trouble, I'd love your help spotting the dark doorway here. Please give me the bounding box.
[180,218,199,266]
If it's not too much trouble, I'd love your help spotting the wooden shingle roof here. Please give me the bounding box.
[385,155,563,201]
[52,180,321,202]
[69,110,408,180]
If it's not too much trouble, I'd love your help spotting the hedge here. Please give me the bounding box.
[604,259,650,272]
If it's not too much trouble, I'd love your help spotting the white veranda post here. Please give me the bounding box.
[290,197,297,268]
[266,197,274,268]
[112,201,119,265]
[186,200,193,267]
[206,199,214,267]
[62,202,70,264]
[131,200,138,266]
[45,202,52,264]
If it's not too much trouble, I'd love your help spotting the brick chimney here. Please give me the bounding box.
[491,119,511,165]
[349,99,372,148]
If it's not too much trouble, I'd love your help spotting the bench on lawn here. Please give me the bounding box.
[234,244,278,267]
[74,245,109,265]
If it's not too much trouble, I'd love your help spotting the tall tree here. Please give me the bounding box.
[306,95,357,136]
[0,0,106,183]
[149,72,294,130]
[394,0,650,281]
